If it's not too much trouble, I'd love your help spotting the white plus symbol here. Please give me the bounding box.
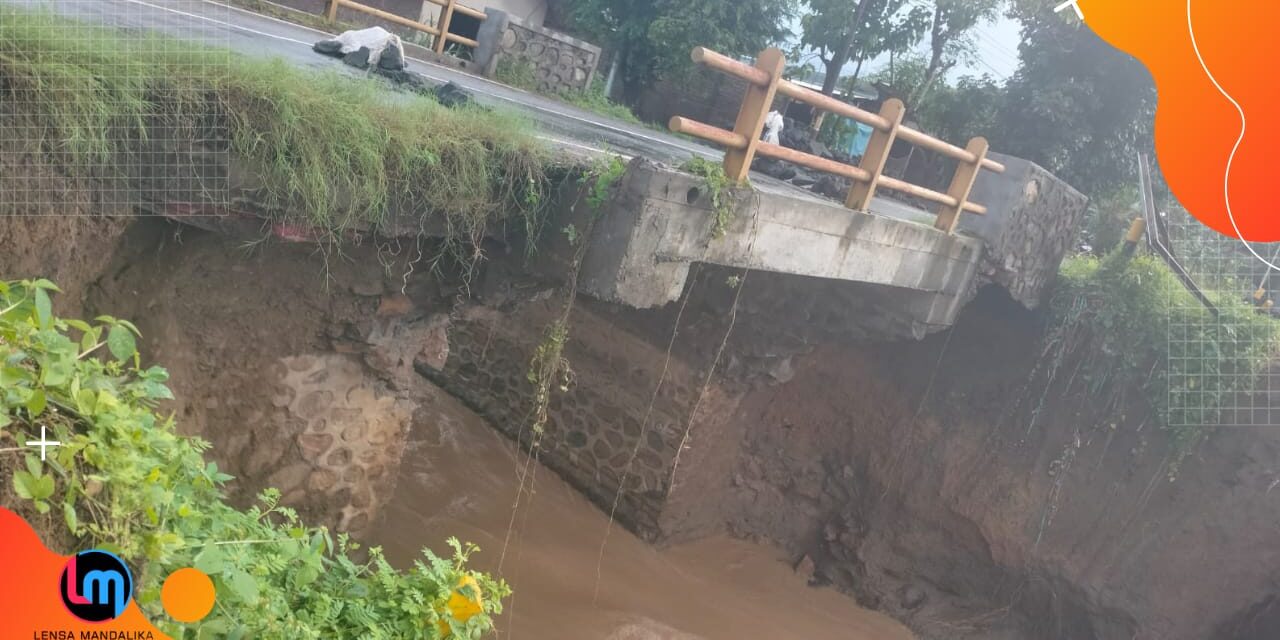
[25,425,61,461]
[1054,0,1084,19]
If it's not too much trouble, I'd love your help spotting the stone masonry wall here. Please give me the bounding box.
[960,152,1089,308]
[497,17,601,93]
[268,354,413,534]
[416,299,702,540]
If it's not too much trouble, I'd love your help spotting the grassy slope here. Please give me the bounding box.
[0,6,552,255]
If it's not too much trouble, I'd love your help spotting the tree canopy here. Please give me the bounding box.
[910,0,1002,106]
[993,0,1155,197]
[799,0,929,95]
[562,0,797,99]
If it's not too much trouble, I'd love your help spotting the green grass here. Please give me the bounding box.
[494,57,641,125]
[0,7,552,259]
[1050,252,1280,469]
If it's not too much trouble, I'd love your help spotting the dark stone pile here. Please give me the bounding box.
[312,38,407,73]
[752,116,859,201]
[312,39,478,109]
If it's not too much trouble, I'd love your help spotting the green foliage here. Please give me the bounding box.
[556,81,642,125]
[562,0,797,98]
[582,155,628,212]
[1,7,549,263]
[995,0,1156,200]
[0,279,509,638]
[909,0,1003,107]
[1049,255,1280,469]
[1078,188,1140,255]
[912,73,1003,144]
[678,157,735,239]
[799,0,930,94]
[493,57,540,92]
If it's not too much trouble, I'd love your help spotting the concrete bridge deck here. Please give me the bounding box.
[580,161,983,333]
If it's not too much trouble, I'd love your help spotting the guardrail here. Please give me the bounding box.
[324,0,486,53]
[669,47,1006,233]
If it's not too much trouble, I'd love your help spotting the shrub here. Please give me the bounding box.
[1049,253,1280,468]
[0,279,509,638]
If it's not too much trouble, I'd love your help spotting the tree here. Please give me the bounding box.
[914,73,1004,143]
[561,0,797,101]
[908,0,1003,108]
[799,0,930,96]
[993,0,1156,199]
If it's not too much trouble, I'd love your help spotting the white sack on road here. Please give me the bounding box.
[331,27,404,67]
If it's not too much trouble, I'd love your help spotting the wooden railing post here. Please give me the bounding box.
[722,48,785,183]
[325,0,339,22]
[435,0,457,53]
[845,98,905,211]
[934,136,989,233]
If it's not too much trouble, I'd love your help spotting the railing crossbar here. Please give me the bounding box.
[677,46,1002,233]
[689,47,1005,174]
[325,0,484,52]
[670,117,987,215]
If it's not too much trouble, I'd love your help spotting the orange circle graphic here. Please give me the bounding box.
[160,568,216,623]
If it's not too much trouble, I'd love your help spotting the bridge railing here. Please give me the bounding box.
[324,0,486,52]
[668,47,1006,233]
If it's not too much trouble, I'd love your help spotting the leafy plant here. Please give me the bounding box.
[0,280,509,638]
[1047,254,1280,472]
[581,155,628,212]
[678,157,736,238]
[562,224,580,245]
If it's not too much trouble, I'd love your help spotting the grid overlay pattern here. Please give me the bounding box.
[1,0,231,217]
[1167,210,1280,428]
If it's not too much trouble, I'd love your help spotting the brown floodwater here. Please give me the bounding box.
[372,384,913,640]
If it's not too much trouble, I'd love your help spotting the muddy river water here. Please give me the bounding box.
[371,384,912,640]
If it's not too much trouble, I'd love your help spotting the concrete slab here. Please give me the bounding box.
[580,159,984,328]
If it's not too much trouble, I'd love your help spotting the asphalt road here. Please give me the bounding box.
[6,0,721,164]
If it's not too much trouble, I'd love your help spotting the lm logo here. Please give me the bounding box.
[59,550,134,622]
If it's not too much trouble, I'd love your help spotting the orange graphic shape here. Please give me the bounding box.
[1080,0,1280,241]
[0,506,171,637]
[161,567,216,623]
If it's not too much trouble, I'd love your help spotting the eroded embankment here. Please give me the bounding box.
[5,10,1280,635]
[718,287,1280,640]
[0,210,915,638]
[7,190,1280,640]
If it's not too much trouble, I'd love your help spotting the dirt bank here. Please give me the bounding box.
[373,380,912,640]
[2,214,912,637]
[723,286,1280,640]
[6,210,1280,640]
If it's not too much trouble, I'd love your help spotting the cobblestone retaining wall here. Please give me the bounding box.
[497,17,600,93]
